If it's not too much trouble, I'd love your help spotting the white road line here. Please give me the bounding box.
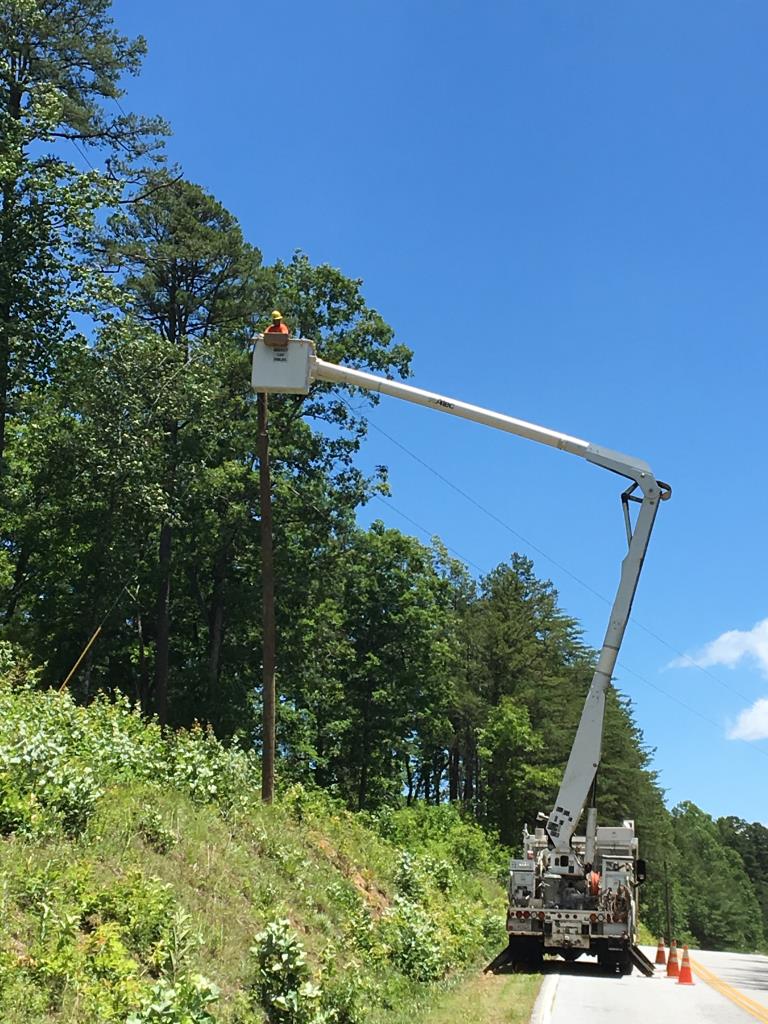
[530,974,559,1024]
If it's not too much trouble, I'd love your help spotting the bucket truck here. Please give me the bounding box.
[251,334,670,977]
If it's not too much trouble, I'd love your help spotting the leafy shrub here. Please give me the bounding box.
[0,675,261,838]
[394,851,426,902]
[126,974,219,1024]
[84,870,177,963]
[421,854,456,894]
[138,809,177,854]
[382,897,447,982]
[250,920,334,1024]
[0,670,510,1020]
[318,965,366,1024]
[1,855,212,1021]
[369,803,504,874]
[0,721,102,836]
[283,783,342,824]
[324,882,378,957]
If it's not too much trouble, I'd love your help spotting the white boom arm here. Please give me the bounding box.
[252,338,670,854]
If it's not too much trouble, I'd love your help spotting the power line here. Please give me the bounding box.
[342,397,759,709]
[617,661,768,761]
[287,410,768,761]
[70,138,97,172]
[280,479,486,575]
[369,493,487,575]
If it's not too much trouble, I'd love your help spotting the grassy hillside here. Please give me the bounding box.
[0,659,539,1023]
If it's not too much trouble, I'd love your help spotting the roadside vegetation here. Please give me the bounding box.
[0,658,538,1022]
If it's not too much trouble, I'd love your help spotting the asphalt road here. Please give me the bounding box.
[531,946,768,1024]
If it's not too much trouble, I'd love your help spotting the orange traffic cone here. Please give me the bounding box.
[655,937,667,965]
[666,939,679,978]
[677,945,694,985]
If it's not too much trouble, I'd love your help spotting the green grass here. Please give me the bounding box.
[418,971,541,1024]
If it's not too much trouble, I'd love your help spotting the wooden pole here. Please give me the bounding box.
[258,391,276,803]
[58,625,103,692]
[664,858,673,943]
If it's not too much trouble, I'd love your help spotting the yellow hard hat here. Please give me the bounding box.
[271,309,283,320]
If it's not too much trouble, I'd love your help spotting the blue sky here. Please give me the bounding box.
[110,0,768,823]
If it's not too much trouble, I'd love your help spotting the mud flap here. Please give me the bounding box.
[629,944,656,977]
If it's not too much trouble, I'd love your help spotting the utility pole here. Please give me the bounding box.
[664,858,673,942]
[258,391,276,803]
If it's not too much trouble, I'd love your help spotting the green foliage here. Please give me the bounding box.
[127,975,220,1024]
[250,920,331,1024]
[139,809,178,854]
[0,852,211,1022]
[394,851,427,902]
[370,802,504,875]
[0,674,260,839]
[0,713,103,836]
[381,898,447,983]
[718,816,768,942]
[0,683,509,1022]
[671,801,764,951]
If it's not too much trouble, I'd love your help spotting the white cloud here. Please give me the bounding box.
[728,699,768,742]
[669,618,768,676]
[669,618,768,742]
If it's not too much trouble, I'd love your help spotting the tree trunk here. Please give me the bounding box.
[432,755,446,803]
[82,643,96,700]
[206,543,227,716]
[463,731,475,805]
[136,610,150,714]
[449,732,460,802]
[357,752,369,811]
[423,763,431,805]
[3,542,30,622]
[154,416,178,725]
[405,757,415,805]
[154,519,172,724]
[0,179,16,469]
[356,691,373,811]
[315,725,327,788]
[0,86,21,468]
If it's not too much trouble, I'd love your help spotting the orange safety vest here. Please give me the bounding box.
[265,322,289,334]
